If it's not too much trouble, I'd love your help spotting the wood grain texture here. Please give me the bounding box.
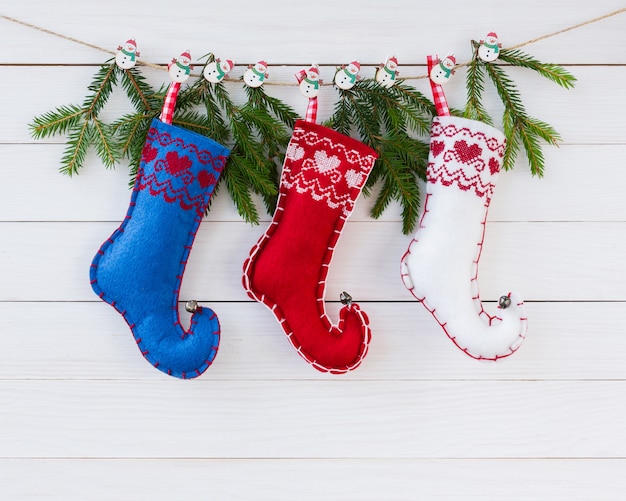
[1,302,625,381]
[1,379,625,458]
[0,0,625,498]
[3,459,625,501]
[1,0,625,64]
[3,143,626,222]
[1,221,624,301]
[2,65,624,145]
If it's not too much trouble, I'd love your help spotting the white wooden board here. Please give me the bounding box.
[1,0,625,499]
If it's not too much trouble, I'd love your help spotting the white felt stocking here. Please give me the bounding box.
[401,116,527,360]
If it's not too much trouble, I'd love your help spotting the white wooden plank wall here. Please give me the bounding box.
[1,0,625,499]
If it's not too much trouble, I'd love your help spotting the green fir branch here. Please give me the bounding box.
[466,41,574,176]
[221,152,262,224]
[91,118,118,168]
[29,104,84,139]
[111,113,153,179]
[498,48,577,89]
[464,51,493,124]
[244,84,298,129]
[126,118,152,185]
[381,81,435,135]
[60,121,92,176]
[484,61,563,175]
[325,77,432,233]
[183,62,297,221]
[501,108,521,171]
[524,116,561,146]
[172,111,215,137]
[120,66,160,112]
[83,61,119,118]
[326,94,353,137]
[33,47,572,231]
[30,60,129,175]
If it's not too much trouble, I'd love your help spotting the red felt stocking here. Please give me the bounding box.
[243,120,377,373]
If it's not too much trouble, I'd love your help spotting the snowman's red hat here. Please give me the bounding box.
[308,66,319,75]
[257,60,268,68]
[486,32,498,38]
[126,39,137,47]
[446,55,456,64]
[388,56,398,65]
[224,60,234,69]
[350,60,361,70]
[180,50,191,60]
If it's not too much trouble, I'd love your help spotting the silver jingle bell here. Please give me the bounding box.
[339,291,353,306]
[185,300,199,313]
[498,295,511,309]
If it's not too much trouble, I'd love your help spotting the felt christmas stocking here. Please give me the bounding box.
[90,117,230,378]
[243,119,378,373]
[401,116,527,360]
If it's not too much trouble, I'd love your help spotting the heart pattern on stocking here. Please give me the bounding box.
[431,140,445,158]
[314,150,341,173]
[166,151,192,176]
[453,140,483,164]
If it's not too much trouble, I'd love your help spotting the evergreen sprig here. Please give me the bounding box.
[325,79,434,234]
[31,47,573,232]
[168,55,298,222]
[31,59,161,177]
[30,60,123,174]
[464,42,576,175]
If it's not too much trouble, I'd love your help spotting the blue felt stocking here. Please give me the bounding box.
[90,118,230,378]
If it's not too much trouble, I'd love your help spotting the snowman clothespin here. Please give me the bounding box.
[376,56,399,88]
[296,64,322,98]
[244,60,269,88]
[203,57,234,84]
[334,60,361,90]
[115,39,140,69]
[478,32,502,62]
[429,54,456,85]
[295,64,322,123]
[168,50,193,83]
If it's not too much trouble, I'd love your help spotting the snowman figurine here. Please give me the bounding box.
[203,58,234,84]
[429,54,456,85]
[243,60,269,88]
[168,50,193,83]
[376,56,399,88]
[298,65,322,98]
[334,60,361,90]
[478,32,502,62]
[115,39,140,69]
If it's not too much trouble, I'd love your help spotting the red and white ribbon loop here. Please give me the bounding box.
[304,97,318,124]
[159,82,181,125]
[427,55,451,117]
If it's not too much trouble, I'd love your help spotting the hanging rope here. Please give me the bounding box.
[1,7,624,84]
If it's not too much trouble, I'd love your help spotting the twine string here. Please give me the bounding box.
[1,7,625,85]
